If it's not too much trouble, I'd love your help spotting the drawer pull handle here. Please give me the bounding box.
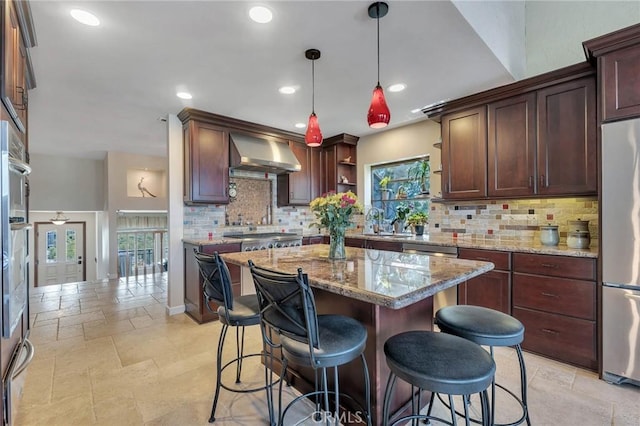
[541,263,558,268]
[476,257,490,261]
[541,292,558,298]
[541,328,559,335]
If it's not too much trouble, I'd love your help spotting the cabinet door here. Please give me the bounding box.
[488,94,536,197]
[322,144,338,194]
[309,147,322,200]
[601,43,640,122]
[441,107,487,199]
[287,141,311,204]
[183,121,229,204]
[537,77,596,196]
[458,270,511,315]
[1,0,26,133]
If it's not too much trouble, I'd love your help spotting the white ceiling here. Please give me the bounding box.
[27,1,517,160]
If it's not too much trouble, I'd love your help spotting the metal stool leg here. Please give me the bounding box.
[382,372,397,426]
[361,353,372,426]
[209,324,229,423]
[515,344,531,426]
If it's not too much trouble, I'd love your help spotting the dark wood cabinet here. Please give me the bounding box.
[431,63,597,200]
[182,120,229,204]
[441,107,487,199]
[1,0,35,138]
[322,134,358,195]
[488,94,536,198]
[302,235,324,245]
[183,242,241,324]
[277,141,321,206]
[457,248,511,314]
[512,252,597,370]
[584,23,640,122]
[536,77,597,196]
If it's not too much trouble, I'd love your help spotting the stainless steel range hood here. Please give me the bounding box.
[229,133,301,174]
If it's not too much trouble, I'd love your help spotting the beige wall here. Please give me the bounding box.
[525,1,640,77]
[357,119,442,209]
[105,151,168,278]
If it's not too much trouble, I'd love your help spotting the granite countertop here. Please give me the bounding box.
[184,232,598,258]
[220,245,494,310]
[346,233,599,258]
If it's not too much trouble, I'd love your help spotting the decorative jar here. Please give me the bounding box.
[540,225,559,246]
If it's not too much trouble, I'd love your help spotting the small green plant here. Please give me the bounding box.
[392,202,411,224]
[407,211,429,226]
[380,176,391,189]
[408,159,430,194]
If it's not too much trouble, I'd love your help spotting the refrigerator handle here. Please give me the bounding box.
[11,339,34,380]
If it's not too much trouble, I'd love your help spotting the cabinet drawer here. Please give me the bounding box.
[202,243,242,255]
[513,253,595,281]
[458,248,510,270]
[513,273,595,320]
[513,307,596,370]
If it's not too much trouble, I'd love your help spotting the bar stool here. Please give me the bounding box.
[249,260,372,426]
[382,331,495,426]
[193,250,275,424]
[435,305,531,426]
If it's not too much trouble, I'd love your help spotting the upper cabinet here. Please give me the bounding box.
[487,93,536,198]
[178,108,308,206]
[584,23,640,122]
[427,63,597,200]
[277,141,322,206]
[322,133,358,195]
[182,120,230,205]
[1,0,37,139]
[536,77,596,195]
[441,107,487,199]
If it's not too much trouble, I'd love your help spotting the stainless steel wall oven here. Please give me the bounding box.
[1,120,31,338]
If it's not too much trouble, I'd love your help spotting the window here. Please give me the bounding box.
[66,229,77,261]
[370,156,430,225]
[46,230,57,263]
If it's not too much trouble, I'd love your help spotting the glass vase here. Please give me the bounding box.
[328,226,346,260]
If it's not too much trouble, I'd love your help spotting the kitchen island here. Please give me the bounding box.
[221,244,494,424]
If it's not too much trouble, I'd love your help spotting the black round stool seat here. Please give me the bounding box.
[436,305,524,347]
[384,331,495,396]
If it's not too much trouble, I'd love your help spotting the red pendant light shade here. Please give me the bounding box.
[304,48,323,147]
[367,2,390,129]
[305,112,323,147]
[368,84,390,128]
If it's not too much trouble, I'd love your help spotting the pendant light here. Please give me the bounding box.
[304,48,323,147]
[50,211,69,225]
[367,2,391,128]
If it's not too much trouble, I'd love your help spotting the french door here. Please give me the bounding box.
[35,222,86,286]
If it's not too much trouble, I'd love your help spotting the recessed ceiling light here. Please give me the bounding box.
[249,6,273,23]
[294,123,306,129]
[176,92,192,100]
[388,83,406,92]
[279,86,296,95]
[70,9,100,26]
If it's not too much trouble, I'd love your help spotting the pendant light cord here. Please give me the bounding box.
[311,58,316,114]
[376,3,380,86]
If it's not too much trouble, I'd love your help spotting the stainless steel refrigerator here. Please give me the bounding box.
[602,118,640,386]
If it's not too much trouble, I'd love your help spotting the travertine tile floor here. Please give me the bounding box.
[15,273,640,425]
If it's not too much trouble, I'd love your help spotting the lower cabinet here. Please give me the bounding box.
[512,252,597,370]
[183,242,242,324]
[457,248,511,315]
[302,235,324,245]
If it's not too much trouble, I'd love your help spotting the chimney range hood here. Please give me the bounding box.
[229,133,302,175]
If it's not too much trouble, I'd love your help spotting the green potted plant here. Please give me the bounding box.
[408,159,431,194]
[379,175,392,200]
[391,202,411,233]
[406,211,429,236]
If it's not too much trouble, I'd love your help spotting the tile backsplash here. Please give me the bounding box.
[183,172,323,239]
[429,197,599,245]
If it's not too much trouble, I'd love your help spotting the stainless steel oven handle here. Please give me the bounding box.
[8,157,31,176]
[10,223,32,231]
[11,338,34,379]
